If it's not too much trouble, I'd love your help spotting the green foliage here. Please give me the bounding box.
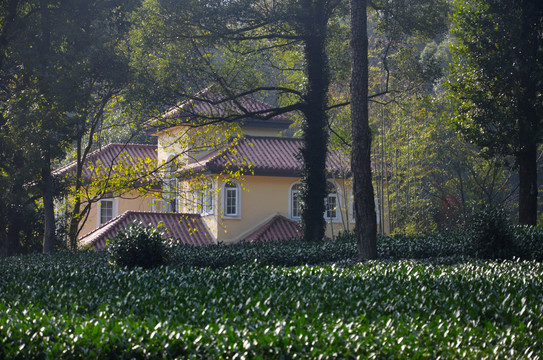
[512,226,543,262]
[0,251,542,358]
[378,231,471,260]
[470,206,515,260]
[107,221,172,269]
[369,92,516,234]
[448,0,543,157]
[169,228,543,267]
[1,0,140,253]
[447,0,543,225]
[171,237,357,268]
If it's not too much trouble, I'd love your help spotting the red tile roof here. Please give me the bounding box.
[79,211,214,250]
[53,143,157,180]
[243,214,301,243]
[147,86,292,130]
[183,136,351,177]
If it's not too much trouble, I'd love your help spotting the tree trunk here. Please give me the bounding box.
[68,197,81,250]
[517,144,537,225]
[42,153,56,253]
[67,139,84,250]
[350,0,377,259]
[6,205,23,256]
[516,1,540,226]
[300,0,330,242]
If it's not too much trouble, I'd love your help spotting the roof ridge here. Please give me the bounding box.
[79,211,202,245]
[258,214,289,234]
[244,135,301,141]
[243,214,300,243]
[120,210,202,218]
[95,143,157,148]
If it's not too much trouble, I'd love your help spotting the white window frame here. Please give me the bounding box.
[289,182,303,220]
[201,180,214,216]
[223,180,240,218]
[98,198,118,227]
[164,155,178,213]
[324,181,341,222]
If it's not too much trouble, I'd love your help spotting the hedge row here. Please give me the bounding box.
[165,226,543,269]
[1,253,542,358]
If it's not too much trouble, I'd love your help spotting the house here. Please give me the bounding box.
[57,88,356,250]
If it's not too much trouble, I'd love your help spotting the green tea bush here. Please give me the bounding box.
[168,231,477,268]
[170,237,358,268]
[377,231,471,260]
[1,253,542,358]
[107,221,172,269]
[512,225,543,261]
[166,227,543,268]
[470,206,515,259]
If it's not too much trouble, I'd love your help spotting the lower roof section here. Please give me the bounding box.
[79,211,214,250]
[79,211,302,251]
[243,214,301,243]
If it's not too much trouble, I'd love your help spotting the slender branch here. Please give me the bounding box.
[326,101,350,111]
[328,122,351,148]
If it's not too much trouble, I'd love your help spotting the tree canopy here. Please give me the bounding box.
[448,0,543,225]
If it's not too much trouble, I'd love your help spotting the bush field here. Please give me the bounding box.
[1,233,542,358]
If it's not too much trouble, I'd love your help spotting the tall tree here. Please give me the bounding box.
[448,0,543,225]
[349,0,449,257]
[350,0,377,258]
[297,0,334,242]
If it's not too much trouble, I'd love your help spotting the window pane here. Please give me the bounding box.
[326,195,337,219]
[204,189,213,214]
[225,182,238,216]
[100,200,113,224]
[292,190,301,218]
[324,182,337,220]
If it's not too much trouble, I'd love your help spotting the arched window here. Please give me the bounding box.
[289,183,302,220]
[223,180,240,217]
[324,181,339,221]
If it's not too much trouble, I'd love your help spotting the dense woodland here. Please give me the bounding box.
[1,0,542,256]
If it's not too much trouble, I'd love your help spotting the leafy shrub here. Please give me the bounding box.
[470,206,515,259]
[170,237,358,268]
[168,231,477,268]
[512,225,543,261]
[378,231,471,260]
[107,221,172,269]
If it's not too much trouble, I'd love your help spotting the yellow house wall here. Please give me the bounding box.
[215,176,293,243]
[213,176,355,244]
[155,126,191,164]
[242,127,284,137]
[78,191,156,239]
